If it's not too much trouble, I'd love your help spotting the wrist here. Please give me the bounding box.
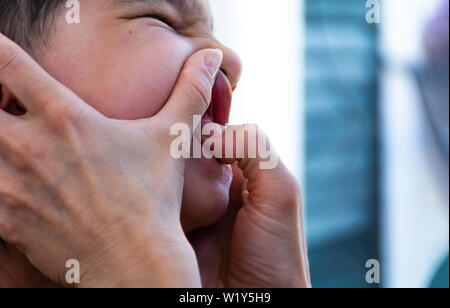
[76,233,201,288]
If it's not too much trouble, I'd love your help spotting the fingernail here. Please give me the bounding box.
[204,49,223,77]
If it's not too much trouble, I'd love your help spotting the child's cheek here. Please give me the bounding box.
[95,32,196,120]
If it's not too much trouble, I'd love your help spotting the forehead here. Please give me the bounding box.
[113,0,212,29]
[114,0,210,18]
[115,0,205,10]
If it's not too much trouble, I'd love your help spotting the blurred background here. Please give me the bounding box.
[210,0,449,288]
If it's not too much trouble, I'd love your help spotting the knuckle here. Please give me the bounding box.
[239,124,261,149]
[0,40,21,79]
[252,124,265,138]
[0,219,19,245]
[15,142,40,172]
[239,123,261,139]
[184,70,212,111]
[4,139,46,174]
[45,102,82,133]
[246,123,260,137]
[0,190,15,208]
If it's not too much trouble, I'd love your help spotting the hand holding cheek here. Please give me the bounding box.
[0,33,223,287]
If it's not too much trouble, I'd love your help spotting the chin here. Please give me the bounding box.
[181,158,232,232]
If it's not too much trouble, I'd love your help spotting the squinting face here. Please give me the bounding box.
[36,0,242,232]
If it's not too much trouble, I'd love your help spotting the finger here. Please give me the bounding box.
[214,124,282,177]
[155,49,223,129]
[216,124,302,221]
[0,33,77,114]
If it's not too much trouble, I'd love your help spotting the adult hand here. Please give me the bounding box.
[0,33,223,287]
[188,126,311,288]
[0,242,59,288]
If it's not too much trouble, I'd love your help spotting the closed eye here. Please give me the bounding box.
[138,14,178,30]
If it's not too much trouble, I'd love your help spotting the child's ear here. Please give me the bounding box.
[0,84,27,116]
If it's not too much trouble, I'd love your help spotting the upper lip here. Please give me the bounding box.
[203,70,233,126]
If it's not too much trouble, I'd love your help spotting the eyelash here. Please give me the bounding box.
[139,14,177,30]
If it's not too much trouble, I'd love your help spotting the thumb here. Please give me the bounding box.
[155,49,223,128]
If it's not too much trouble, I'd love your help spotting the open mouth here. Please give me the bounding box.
[201,70,232,126]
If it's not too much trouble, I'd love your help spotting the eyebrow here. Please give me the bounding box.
[114,0,214,31]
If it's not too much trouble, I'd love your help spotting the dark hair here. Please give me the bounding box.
[0,0,64,51]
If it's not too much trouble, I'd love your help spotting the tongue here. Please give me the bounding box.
[202,71,232,126]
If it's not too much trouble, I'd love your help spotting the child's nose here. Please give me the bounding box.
[214,45,242,91]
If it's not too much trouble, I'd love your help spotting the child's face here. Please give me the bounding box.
[37,0,242,232]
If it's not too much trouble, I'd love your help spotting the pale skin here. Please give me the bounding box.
[0,0,310,288]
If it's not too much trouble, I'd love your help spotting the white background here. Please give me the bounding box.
[209,0,304,181]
